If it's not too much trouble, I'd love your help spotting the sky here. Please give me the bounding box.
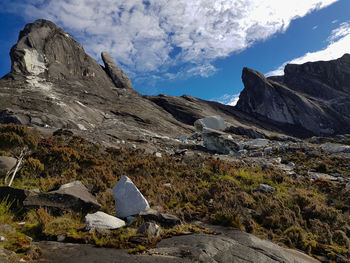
[0,0,349,105]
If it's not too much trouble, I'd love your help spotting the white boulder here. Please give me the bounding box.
[194,116,226,131]
[85,211,125,230]
[113,176,150,218]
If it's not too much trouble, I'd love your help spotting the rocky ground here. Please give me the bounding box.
[1,121,350,262]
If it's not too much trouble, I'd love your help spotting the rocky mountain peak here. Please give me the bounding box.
[236,55,350,137]
[8,19,134,92]
[101,52,133,90]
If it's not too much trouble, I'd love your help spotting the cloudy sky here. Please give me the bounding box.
[0,0,349,105]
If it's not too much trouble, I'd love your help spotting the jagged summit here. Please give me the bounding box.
[236,54,350,136]
[8,19,133,93]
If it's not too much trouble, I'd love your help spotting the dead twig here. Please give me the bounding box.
[8,149,25,187]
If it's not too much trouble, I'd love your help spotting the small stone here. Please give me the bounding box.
[178,135,187,142]
[57,234,66,242]
[263,147,272,154]
[132,144,137,149]
[259,184,275,193]
[137,222,162,239]
[163,183,172,188]
[287,162,295,167]
[0,236,6,242]
[18,222,26,226]
[153,152,162,158]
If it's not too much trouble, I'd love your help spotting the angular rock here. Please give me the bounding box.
[201,128,239,155]
[259,184,275,193]
[139,209,181,228]
[24,181,101,214]
[101,52,133,90]
[0,156,17,173]
[194,116,226,131]
[113,176,150,218]
[85,211,125,230]
[153,152,162,158]
[137,222,162,239]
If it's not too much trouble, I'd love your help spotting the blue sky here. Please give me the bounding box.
[0,0,349,105]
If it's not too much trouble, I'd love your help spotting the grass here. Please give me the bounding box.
[1,124,350,261]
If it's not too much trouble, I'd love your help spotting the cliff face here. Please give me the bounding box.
[235,55,350,136]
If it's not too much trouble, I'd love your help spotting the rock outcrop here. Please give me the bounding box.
[101,52,133,90]
[36,227,320,263]
[236,55,350,137]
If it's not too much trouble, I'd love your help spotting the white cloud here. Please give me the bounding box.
[312,25,318,30]
[1,0,339,83]
[213,93,241,106]
[266,21,350,77]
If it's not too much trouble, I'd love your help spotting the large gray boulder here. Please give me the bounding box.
[24,181,101,214]
[101,52,133,90]
[194,116,226,131]
[113,176,150,218]
[201,128,239,155]
[85,211,125,230]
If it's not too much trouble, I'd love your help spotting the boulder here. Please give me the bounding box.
[24,181,101,214]
[0,156,17,173]
[194,116,226,131]
[85,211,125,230]
[259,184,275,193]
[101,52,133,90]
[137,222,162,239]
[201,128,239,155]
[113,176,150,218]
[139,209,181,228]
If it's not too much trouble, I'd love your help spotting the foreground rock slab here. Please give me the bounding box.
[85,211,125,230]
[113,176,150,218]
[35,228,319,263]
[24,181,101,214]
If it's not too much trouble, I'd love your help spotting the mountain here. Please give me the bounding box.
[1,19,350,143]
[236,54,350,137]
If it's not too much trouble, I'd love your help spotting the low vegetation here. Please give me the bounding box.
[1,124,350,261]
